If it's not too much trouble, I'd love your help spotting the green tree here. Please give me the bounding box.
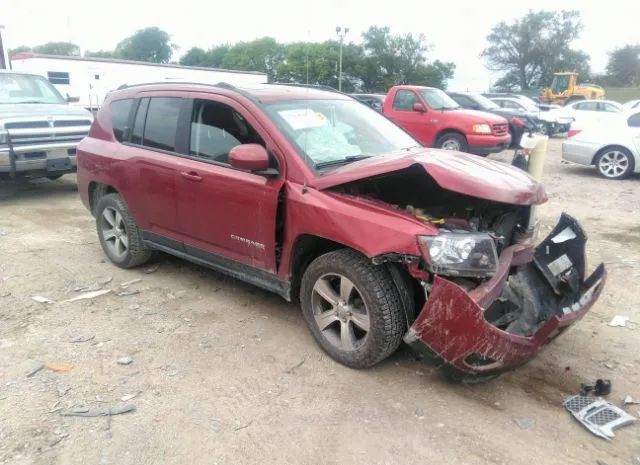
[359,26,454,92]
[605,45,640,87]
[84,50,117,59]
[115,27,175,63]
[180,47,208,66]
[8,45,31,57]
[221,38,284,80]
[32,41,80,56]
[483,10,589,91]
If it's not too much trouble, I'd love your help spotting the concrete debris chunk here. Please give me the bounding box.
[32,295,55,304]
[117,356,133,365]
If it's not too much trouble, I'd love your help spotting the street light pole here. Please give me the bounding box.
[336,26,349,91]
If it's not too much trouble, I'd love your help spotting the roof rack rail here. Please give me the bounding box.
[113,81,261,104]
[270,82,355,99]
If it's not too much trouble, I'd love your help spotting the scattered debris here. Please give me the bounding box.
[57,385,71,397]
[70,335,95,343]
[116,289,140,297]
[117,356,133,366]
[0,291,11,298]
[513,417,536,430]
[608,316,630,327]
[143,264,160,274]
[285,359,305,374]
[128,304,140,310]
[121,392,140,402]
[46,362,74,372]
[73,282,103,293]
[623,395,640,406]
[564,395,636,440]
[233,420,253,431]
[581,379,612,397]
[414,408,425,420]
[121,278,142,287]
[63,289,111,303]
[32,295,55,304]
[26,363,45,378]
[49,432,69,447]
[60,404,136,417]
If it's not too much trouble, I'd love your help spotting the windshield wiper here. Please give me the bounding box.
[315,155,372,169]
[15,100,54,104]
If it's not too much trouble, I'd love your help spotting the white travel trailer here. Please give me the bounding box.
[10,53,268,109]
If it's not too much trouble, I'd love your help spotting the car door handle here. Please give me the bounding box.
[180,171,203,182]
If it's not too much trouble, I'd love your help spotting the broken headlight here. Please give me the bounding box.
[418,233,499,277]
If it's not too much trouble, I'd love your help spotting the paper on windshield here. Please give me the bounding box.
[278,108,329,131]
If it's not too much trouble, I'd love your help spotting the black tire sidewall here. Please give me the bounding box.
[300,250,404,369]
[436,132,468,152]
[95,193,150,268]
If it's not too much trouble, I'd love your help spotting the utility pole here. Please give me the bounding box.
[335,26,349,91]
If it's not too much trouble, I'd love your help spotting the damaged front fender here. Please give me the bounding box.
[404,214,606,379]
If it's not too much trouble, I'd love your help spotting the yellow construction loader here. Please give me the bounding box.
[540,72,605,105]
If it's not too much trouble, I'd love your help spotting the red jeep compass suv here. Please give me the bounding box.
[77,83,605,381]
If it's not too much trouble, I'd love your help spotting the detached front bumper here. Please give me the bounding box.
[404,214,606,378]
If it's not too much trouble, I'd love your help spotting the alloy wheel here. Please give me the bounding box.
[441,139,461,151]
[311,273,370,351]
[101,206,129,259]
[598,150,630,178]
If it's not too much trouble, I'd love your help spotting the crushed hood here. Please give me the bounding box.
[310,148,547,206]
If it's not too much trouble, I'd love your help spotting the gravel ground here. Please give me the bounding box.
[1,138,639,465]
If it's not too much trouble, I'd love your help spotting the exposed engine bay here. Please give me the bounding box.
[331,165,606,378]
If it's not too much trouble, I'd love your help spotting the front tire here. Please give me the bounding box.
[95,193,152,268]
[595,147,634,180]
[435,132,468,152]
[300,249,405,369]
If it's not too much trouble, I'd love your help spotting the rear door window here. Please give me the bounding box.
[110,98,134,142]
[143,97,182,152]
[574,102,598,111]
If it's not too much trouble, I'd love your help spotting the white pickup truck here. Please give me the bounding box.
[0,70,92,181]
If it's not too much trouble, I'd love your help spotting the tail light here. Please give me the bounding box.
[568,129,582,138]
[511,117,526,127]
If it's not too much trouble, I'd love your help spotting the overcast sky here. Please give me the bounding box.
[2,0,639,90]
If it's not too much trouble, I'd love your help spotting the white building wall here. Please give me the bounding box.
[10,56,267,109]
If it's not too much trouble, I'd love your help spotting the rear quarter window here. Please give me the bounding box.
[110,99,134,142]
[628,113,640,128]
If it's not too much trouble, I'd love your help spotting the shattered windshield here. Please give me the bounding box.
[265,99,418,169]
[0,73,66,104]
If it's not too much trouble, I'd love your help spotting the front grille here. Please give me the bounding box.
[54,120,92,128]
[4,121,49,130]
[492,123,509,136]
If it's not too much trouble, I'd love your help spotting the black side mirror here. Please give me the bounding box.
[66,95,80,103]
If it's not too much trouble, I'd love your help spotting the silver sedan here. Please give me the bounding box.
[562,109,640,180]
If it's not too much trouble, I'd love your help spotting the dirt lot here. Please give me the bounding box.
[1,139,639,465]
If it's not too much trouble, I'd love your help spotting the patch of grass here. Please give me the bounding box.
[603,87,640,103]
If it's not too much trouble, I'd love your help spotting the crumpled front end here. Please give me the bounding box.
[404,214,606,380]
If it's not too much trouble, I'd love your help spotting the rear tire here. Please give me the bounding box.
[95,193,152,268]
[595,147,634,180]
[435,132,468,152]
[300,249,405,369]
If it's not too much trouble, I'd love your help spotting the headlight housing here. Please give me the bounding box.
[472,123,492,134]
[418,233,499,277]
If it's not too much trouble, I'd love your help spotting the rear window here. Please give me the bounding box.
[110,99,134,142]
[143,97,181,152]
